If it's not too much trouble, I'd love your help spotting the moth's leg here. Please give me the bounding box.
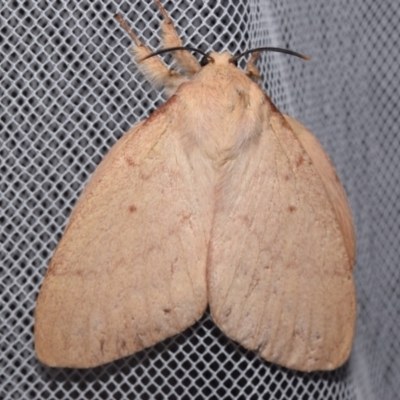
[115,14,187,95]
[154,0,200,76]
[246,51,262,80]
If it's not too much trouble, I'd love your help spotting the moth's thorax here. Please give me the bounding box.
[176,55,268,164]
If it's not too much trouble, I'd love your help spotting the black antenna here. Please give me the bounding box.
[231,47,310,63]
[142,46,213,63]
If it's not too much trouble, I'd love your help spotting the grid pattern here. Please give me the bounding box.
[1,0,399,399]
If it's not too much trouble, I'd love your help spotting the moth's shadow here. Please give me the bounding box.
[37,310,351,399]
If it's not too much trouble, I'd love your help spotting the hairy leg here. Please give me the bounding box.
[246,51,262,80]
[115,13,187,96]
[154,0,200,76]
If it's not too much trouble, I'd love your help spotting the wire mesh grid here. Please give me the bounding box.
[1,0,399,399]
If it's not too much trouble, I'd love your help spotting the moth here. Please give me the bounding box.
[35,0,356,372]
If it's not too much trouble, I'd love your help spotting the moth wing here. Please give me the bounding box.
[208,107,356,372]
[283,115,356,265]
[35,98,211,368]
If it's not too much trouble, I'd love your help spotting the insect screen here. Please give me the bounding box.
[1,0,398,399]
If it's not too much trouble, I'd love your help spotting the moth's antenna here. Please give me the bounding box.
[231,47,310,63]
[142,47,213,64]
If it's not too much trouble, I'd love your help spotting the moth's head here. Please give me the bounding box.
[200,52,233,67]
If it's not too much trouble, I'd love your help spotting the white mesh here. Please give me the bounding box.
[1,0,398,399]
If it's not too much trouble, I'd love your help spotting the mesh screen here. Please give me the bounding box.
[1,0,398,399]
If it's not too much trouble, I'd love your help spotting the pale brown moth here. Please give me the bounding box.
[35,0,356,372]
